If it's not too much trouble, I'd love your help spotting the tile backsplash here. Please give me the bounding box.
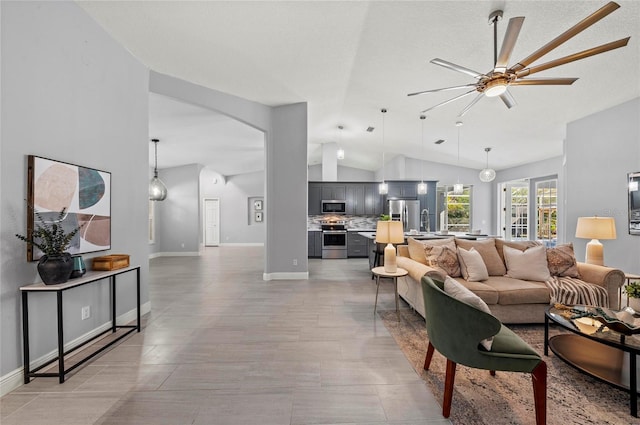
[308,215,379,230]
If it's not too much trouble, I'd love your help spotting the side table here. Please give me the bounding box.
[371,266,408,315]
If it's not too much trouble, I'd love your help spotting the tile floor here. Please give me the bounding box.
[1,247,450,425]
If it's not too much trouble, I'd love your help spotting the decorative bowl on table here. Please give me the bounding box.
[590,307,640,335]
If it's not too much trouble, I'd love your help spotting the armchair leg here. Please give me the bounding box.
[531,361,547,425]
[442,359,457,418]
[423,342,435,371]
[490,370,496,376]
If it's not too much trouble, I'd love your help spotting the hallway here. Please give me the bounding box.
[1,247,448,424]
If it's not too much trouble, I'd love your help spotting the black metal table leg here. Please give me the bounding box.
[22,292,30,384]
[136,267,141,332]
[631,353,637,417]
[544,314,549,356]
[57,291,64,383]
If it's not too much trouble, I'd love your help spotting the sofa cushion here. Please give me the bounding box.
[455,238,506,276]
[425,242,461,277]
[457,247,489,281]
[547,243,580,278]
[443,276,493,350]
[495,239,542,264]
[407,237,453,265]
[480,276,551,305]
[452,278,499,305]
[504,245,551,282]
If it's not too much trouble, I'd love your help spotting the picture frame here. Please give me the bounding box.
[255,212,263,222]
[254,199,263,211]
[27,155,112,261]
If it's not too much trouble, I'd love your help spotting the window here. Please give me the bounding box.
[535,179,557,247]
[437,185,472,233]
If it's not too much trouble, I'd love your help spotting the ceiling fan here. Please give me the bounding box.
[408,1,630,117]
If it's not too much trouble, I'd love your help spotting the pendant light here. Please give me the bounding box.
[453,121,464,195]
[378,108,388,195]
[479,147,496,182]
[336,125,345,160]
[149,138,168,201]
[417,115,428,195]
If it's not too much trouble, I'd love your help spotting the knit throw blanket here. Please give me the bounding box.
[545,276,609,307]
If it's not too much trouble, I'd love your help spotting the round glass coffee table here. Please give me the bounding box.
[545,304,640,417]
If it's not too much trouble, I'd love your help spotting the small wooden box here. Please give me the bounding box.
[92,254,130,271]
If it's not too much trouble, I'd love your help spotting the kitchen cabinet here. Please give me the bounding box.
[364,184,383,215]
[321,184,346,201]
[308,183,323,215]
[387,181,418,199]
[347,232,368,257]
[308,231,322,257]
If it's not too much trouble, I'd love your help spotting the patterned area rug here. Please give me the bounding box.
[379,308,639,425]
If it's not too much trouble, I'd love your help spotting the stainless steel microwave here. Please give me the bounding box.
[321,200,346,214]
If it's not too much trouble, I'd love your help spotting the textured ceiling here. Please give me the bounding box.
[77,1,640,176]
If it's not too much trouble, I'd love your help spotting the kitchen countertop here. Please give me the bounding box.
[356,232,495,241]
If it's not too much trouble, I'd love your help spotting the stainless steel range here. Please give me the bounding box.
[321,219,347,259]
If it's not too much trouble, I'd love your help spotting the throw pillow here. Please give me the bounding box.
[547,243,580,278]
[443,276,493,350]
[495,239,542,264]
[407,237,453,265]
[424,241,461,277]
[457,247,489,281]
[503,245,551,281]
[455,238,506,276]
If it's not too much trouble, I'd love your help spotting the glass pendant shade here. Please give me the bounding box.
[478,147,496,183]
[379,182,388,195]
[337,148,345,160]
[479,168,496,182]
[417,182,427,195]
[417,115,427,195]
[453,183,464,195]
[149,139,168,201]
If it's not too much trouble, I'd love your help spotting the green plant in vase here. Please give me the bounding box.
[16,208,83,285]
[624,280,640,313]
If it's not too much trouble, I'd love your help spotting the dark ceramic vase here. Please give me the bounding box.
[37,253,73,285]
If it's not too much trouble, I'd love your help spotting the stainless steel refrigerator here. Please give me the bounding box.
[388,199,420,232]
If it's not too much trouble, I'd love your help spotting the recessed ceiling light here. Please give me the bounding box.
[366,126,375,132]
[434,139,445,145]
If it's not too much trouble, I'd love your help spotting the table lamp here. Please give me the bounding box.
[376,220,405,272]
[575,216,616,266]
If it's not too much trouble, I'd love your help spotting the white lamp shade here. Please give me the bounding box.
[575,217,616,240]
[376,220,404,272]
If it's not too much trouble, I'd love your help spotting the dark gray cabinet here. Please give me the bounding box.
[347,232,368,257]
[387,181,418,199]
[321,184,346,201]
[308,182,323,215]
[308,231,322,257]
[309,182,383,217]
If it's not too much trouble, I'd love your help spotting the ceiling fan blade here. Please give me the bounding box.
[420,89,477,114]
[515,37,629,78]
[510,1,620,72]
[430,58,485,79]
[457,93,485,117]
[495,17,525,72]
[408,83,477,97]
[511,77,578,86]
[499,90,517,109]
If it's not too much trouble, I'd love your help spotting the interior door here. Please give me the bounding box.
[204,198,220,246]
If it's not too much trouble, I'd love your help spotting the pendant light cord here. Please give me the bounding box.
[152,139,159,178]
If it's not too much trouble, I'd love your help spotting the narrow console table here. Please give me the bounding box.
[20,265,141,383]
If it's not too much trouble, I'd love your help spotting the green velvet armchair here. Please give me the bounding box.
[421,276,547,425]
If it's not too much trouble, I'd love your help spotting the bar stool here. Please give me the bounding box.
[371,242,384,279]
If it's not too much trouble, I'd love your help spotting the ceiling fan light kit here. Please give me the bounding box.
[408,2,629,118]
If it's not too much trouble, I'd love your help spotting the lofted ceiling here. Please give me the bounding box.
[76,1,640,176]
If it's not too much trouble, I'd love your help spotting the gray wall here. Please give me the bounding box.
[565,98,640,274]
[200,168,265,245]
[157,164,202,254]
[149,72,308,279]
[308,164,376,182]
[1,1,149,379]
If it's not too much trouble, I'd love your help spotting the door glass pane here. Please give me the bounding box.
[535,179,557,247]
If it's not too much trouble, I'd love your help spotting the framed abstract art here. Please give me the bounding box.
[26,155,111,261]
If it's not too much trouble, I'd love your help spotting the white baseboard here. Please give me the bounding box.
[0,301,151,397]
[263,272,309,281]
[219,243,264,247]
[149,251,200,259]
